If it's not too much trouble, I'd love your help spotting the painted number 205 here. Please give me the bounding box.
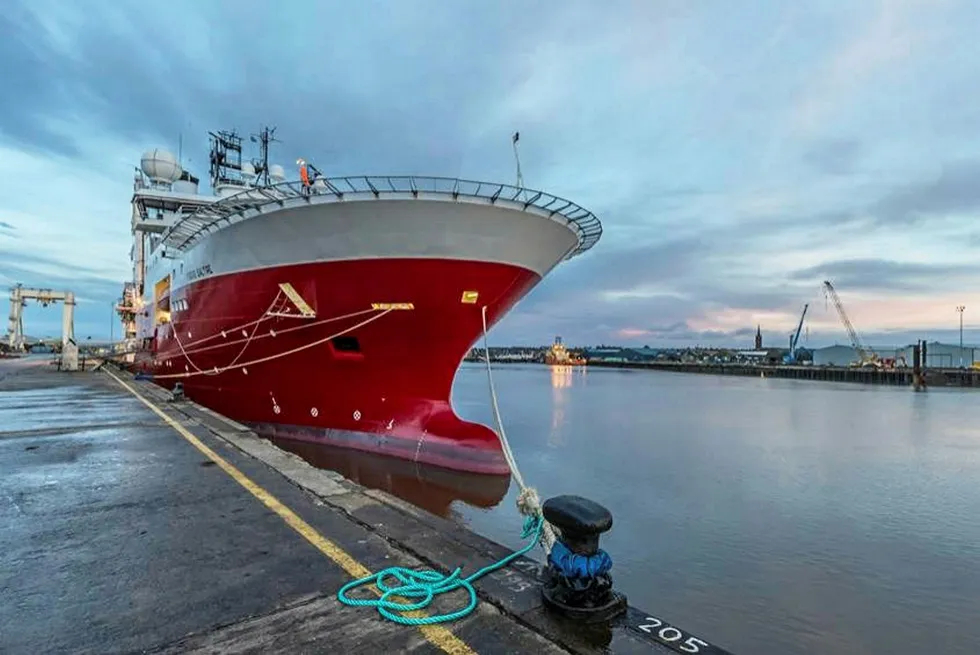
[638,616,710,653]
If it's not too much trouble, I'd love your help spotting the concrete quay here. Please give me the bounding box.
[0,357,731,655]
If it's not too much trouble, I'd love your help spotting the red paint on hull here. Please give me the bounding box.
[143,258,540,475]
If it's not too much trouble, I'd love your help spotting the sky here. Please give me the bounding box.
[2,0,980,348]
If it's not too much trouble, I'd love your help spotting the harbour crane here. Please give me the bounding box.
[822,280,879,367]
[6,284,79,370]
[783,303,809,364]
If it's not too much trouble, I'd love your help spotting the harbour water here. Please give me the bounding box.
[279,363,980,654]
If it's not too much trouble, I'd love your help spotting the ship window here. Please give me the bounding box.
[331,336,360,353]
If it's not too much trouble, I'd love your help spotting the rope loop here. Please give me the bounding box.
[337,516,544,625]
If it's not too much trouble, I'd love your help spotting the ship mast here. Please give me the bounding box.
[250,126,279,187]
[208,129,243,190]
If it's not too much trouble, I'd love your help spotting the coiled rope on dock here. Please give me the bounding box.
[336,305,555,625]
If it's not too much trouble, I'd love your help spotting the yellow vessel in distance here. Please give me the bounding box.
[544,336,586,366]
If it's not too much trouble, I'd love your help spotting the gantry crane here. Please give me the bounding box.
[6,284,78,370]
[822,280,879,367]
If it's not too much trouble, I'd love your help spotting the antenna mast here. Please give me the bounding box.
[251,126,279,187]
[208,129,243,189]
[512,131,524,188]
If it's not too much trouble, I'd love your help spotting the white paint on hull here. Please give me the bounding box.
[148,198,578,293]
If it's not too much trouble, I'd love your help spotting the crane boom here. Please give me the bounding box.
[822,280,875,364]
[783,303,810,364]
[790,303,808,352]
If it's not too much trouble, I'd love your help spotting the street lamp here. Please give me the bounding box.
[956,305,965,367]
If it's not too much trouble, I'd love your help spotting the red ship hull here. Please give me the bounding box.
[141,258,540,474]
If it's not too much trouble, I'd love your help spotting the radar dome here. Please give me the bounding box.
[269,164,286,182]
[141,149,181,183]
[241,162,256,179]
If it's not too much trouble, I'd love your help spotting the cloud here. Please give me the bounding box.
[0,249,121,303]
[0,0,977,347]
[802,139,863,176]
[616,322,757,343]
[789,0,944,134]
[789,258,980,292]
[873,160,980,225]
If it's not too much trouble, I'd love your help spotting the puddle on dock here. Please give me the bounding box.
[270,438,511,518]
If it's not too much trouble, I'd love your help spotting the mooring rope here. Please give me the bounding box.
[155,308,392,379]
[336,305,555,625]
[479,305,557,554]
[337,514,544,625]
[173,291,284,376]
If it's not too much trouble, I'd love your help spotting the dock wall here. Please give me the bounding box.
[585,361,980,387]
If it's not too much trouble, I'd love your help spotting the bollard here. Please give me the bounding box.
[171,382,185,402]
[540,495,627,623]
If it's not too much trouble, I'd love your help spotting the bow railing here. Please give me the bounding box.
[160,175,602,256]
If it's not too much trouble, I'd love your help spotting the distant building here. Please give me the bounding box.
[737,349,768,363]
[812,345,859,366]
[736,348,785,365]
[629,346,662,360]
[582,347,653,363]
[754,325,762,350]
[898,341,976,368]
[810,343,973,367]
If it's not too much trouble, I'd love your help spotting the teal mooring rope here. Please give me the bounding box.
[337,514,544,625]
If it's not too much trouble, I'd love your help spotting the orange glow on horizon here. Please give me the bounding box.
[616,291,980,342]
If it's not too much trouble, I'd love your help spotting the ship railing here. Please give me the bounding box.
[160,175,602,257]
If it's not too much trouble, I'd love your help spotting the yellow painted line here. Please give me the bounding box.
[102,368,476,655]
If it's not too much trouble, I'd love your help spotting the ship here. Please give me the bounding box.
[116,127,601,475]
[544,336,586,366]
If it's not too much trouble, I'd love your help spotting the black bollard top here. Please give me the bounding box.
[542,495,613,536]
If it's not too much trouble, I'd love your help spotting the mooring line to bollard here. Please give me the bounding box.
[479,305,557,555]
[337,306,555,626]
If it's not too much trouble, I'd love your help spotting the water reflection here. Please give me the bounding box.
[549,364,586,448]
[272,439,511,518]
[454,365,980,655]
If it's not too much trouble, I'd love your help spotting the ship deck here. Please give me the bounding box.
[0,356,726,655]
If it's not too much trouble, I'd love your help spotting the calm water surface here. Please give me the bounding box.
[286,364,980,654]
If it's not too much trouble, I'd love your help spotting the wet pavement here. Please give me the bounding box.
[0,357,723,654]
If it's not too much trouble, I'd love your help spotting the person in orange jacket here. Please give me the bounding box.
[297,158,310,187]
[297,158,323,194]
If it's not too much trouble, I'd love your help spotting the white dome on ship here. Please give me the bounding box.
[140,149,181,183]
[269,164,286,182]
[241,162,256,179]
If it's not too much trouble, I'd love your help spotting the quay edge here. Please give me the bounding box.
[0,357,734,655]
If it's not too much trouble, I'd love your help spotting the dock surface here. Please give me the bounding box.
[0,357,726,654]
